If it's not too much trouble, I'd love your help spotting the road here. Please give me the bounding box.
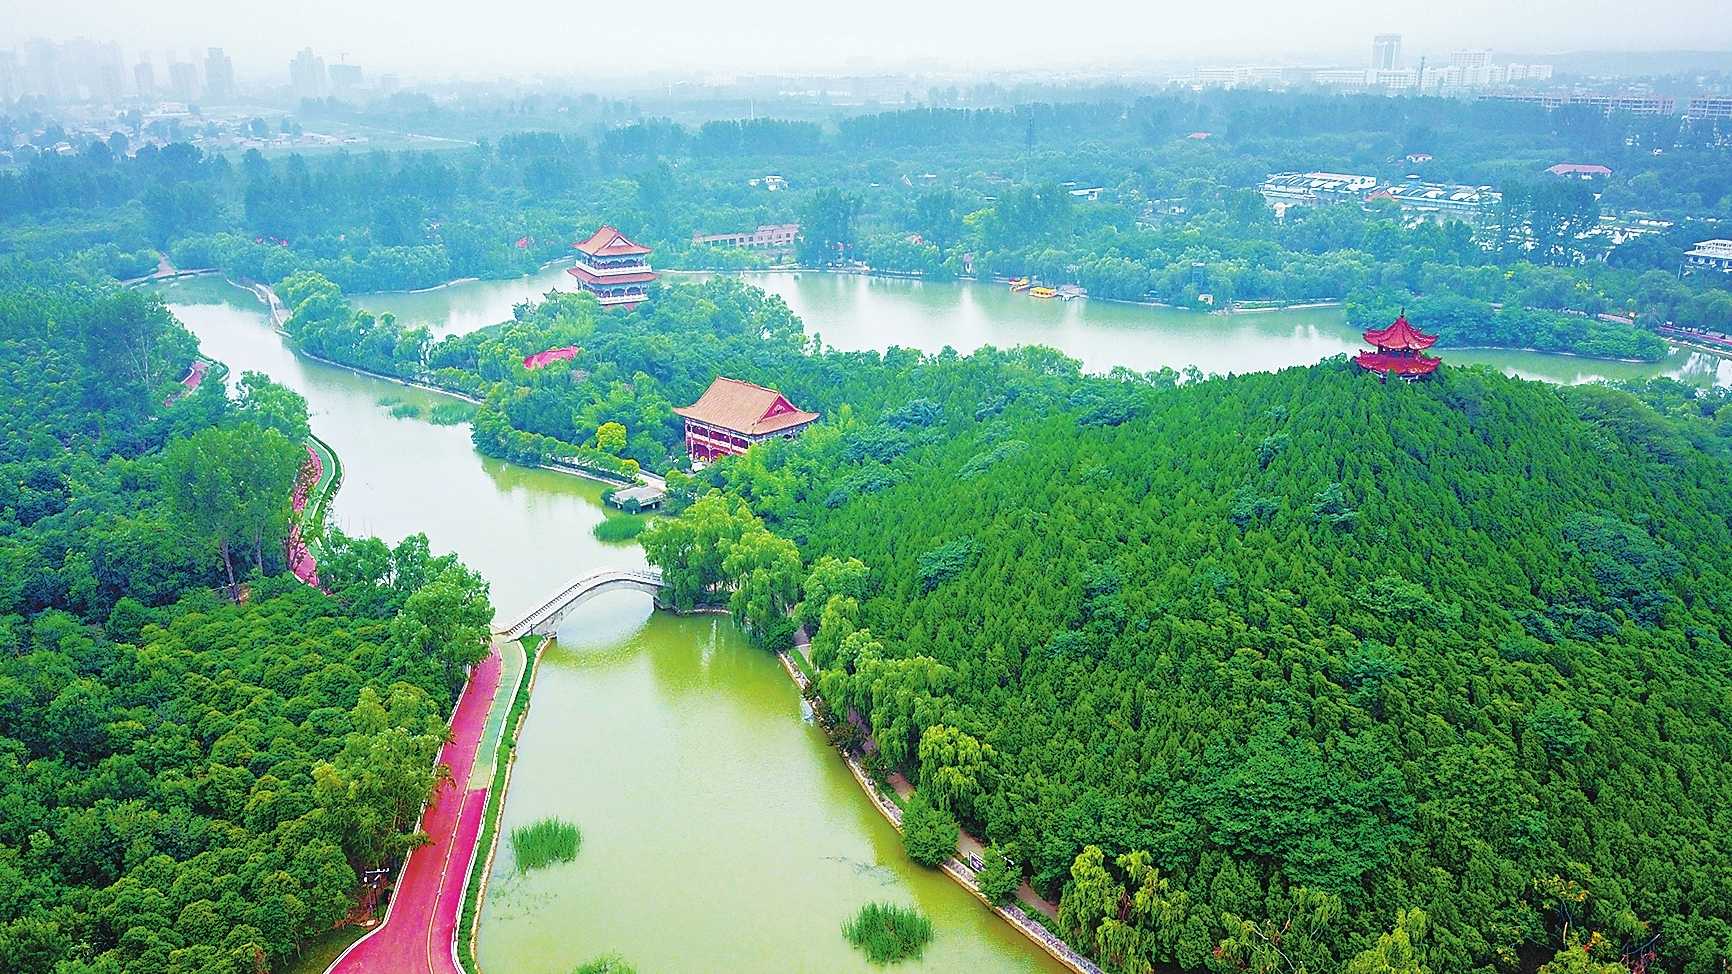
[326,648,502,974]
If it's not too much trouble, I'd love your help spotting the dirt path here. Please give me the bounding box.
[325,649,502,974]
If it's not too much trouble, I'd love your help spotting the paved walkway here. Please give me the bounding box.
[468,640,526,789]
[326,648,502,974]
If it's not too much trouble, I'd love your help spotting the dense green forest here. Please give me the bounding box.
[3,92,1729,359]
[629,305,1732,973]
[0,265,493,973]
[7,85,1732,974]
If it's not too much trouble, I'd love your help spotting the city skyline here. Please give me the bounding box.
[8,0,1732,81]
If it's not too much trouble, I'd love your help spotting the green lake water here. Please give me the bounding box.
[154,276,1063,974]
[152,264,1729,974]
[354,263,1731,387]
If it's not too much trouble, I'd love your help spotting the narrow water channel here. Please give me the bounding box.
[154,276,1065,974]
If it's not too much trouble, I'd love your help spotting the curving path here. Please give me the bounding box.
[325,648,503,974]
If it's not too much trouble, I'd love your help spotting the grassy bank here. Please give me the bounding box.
[592,515,648,543]
[456,635,544,974]
[280,925,367,974]
[303,433,343,542]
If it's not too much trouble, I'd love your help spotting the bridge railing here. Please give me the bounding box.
[497,568,666,639]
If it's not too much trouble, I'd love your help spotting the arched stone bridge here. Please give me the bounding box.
[496,567,666,640]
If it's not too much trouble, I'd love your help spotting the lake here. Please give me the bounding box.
[354,263,1731,387]
[155,275,1064,974]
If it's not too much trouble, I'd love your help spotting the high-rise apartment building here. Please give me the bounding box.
[203,47,234,102]
[328,62,364,94]
[168,60,198,103]
[0,51,19,104]
[134,60,155,97]
[27,39,62,101]
[290,47,327,100]
[1371,34,1402,70]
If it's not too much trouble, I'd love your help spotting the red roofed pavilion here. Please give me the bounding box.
[523,345,580,370]
[1356,311,1442,380]
[674,377,820,461]
[568,226,656,308]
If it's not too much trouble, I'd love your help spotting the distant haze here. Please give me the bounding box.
[14,0,1732,80]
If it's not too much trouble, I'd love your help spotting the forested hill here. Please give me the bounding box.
[716,361,1732,972]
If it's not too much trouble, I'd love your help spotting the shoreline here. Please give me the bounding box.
[322,648,503,974]
[244,279,672,490]
[454,636,541,974]
[1658,336,1732,362]
[772,649,1102,974]
[333,267,1679,375]
[302,433,344,541]
[1443,343,1666,365]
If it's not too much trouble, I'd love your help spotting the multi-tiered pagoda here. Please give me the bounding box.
[568,226,656,309]
[1355,311,1442,380]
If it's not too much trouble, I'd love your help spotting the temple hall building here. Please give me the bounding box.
[674,377,820,461]
[569,226,656,308]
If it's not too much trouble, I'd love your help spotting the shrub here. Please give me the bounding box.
[592,517,647,543]
[901,793,959,867]
[428,401,476,426]
[841,902,934,964]
[510,816,581,872]
[974,846,1022,906]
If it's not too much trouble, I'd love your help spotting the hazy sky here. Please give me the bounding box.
[14,0,1732,79]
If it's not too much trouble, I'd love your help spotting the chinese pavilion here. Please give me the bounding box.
[673,377,820,461]
[568,226,656,308]
[522,345,580,370]
[1355,311,1442,379]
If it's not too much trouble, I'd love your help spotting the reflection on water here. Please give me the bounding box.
[156,275,633,621]
[160,271,1728,973]
[485,605,1061,974]
[154,277,1063,974]
[1448,345,1732,388]
[352,266,1729,388]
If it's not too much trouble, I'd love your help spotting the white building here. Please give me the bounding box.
[1449,49,1492,69]
[1372,33,1402,70]
[1369,181,1503,227]
[1684,240,1732,275]
[1260,172,1379,209]
[1315,68,1370,88]
[289,48,326,100]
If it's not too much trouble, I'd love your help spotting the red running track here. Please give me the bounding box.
[328,648,502,974]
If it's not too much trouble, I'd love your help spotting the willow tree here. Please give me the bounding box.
[158,423,305,594]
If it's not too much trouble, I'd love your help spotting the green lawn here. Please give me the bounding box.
[280,924,367,974]
[457,635,543,973]
[303,434,343,541]
[469,638,528,789]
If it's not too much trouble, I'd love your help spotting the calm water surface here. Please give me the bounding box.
[159,269,1729,973]
[155,276,1062,974]
[356,264,1731,386]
